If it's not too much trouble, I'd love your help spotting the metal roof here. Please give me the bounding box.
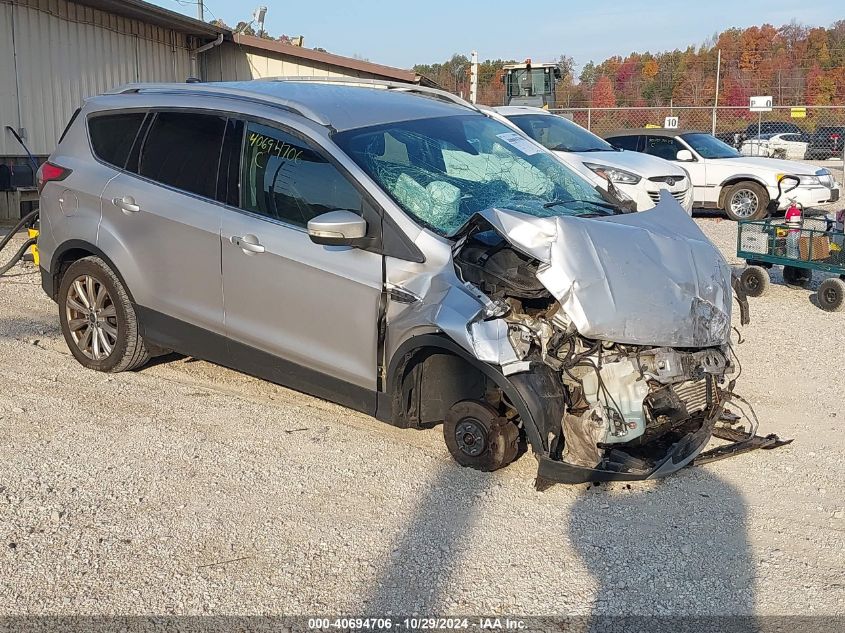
[108,79,479,131]
[72,0,224,37]
[231,34,436,86]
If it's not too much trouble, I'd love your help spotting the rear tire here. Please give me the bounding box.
[58,256,150,373]
[782,265,813,289]
[818,278,845,312]
[443,400,519,472]
[740,266,770,298]
[724,181,769,221]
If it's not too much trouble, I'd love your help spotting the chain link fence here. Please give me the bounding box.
[549,105,845,186]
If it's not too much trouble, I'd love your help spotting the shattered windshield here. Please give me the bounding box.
[333,114,613,235]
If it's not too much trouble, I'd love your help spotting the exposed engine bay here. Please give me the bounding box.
[452,216,782,478]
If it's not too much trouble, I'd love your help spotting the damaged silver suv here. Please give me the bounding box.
[38,79,750,484]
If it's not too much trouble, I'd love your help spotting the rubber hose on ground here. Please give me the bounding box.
[0,237,37,277]
[0,209,39,255]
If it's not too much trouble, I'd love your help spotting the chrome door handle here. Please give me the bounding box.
[112,196,140,214]
[231,234,265,254]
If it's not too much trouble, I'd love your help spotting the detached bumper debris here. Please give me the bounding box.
[693,413,794,465]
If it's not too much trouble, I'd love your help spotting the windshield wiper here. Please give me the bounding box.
[576,147,616,152]
[543,198,618,211]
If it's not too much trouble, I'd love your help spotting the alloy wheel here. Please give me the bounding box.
[730,189,759,218]
[65,274,118,360]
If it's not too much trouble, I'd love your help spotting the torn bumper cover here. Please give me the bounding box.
[537,403,724,484]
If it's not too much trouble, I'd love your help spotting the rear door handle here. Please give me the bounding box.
[231,234,265,254]
[112,196,140,214]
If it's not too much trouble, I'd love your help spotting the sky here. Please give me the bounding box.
[153,0,840,72]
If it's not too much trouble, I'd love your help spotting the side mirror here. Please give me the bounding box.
[307,210,367,246]
[676,149,694,162]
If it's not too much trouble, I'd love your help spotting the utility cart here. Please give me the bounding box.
[737,214,845,312]
[736,174,845,312]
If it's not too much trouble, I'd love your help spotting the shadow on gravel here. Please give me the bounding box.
[362,464,487,614]
[0,315,58,341]
[568,470,756,632]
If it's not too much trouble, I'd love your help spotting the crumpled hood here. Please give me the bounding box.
[472,191,733,347]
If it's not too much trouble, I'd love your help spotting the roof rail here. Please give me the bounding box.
[106,83,331,126]
[258,76,481,112]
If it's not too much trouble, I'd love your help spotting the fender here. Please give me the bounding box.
[46,239,135,303]
[383,334,561,456]
[718,174,771,189]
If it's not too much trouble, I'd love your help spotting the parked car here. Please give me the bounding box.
[605,129,840,220]
[805,126,845,160]
[740,132,809,160]
[492,106,693,213]
[37,79,743,483]
[744,121,804,138]
[715,130,744,149]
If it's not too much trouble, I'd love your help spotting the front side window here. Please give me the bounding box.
[507,114,614,152]
[645,136,682,161]
[240,122,364,227]
[334,114,613,236]
[139,112,227,198]
[89,112,146,169]
[680,133,741,159]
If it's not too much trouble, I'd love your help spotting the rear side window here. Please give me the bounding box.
[89,113,146,169]
[608,135,640,151]
[139,111,227,199]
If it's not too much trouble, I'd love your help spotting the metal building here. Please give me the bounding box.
[0,0,431,197]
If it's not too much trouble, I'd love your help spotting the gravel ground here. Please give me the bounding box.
[0,218,843,618]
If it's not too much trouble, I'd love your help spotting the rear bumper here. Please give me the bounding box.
[40,266,55,301]
[536,404,721,484]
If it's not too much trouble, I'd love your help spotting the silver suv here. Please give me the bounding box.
[37,79,741,484]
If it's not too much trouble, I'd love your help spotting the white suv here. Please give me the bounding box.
[493,106,693,213]
[605,129,841,220]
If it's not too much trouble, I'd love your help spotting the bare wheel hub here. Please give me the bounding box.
[455,419,487,457]
[65,274,118,360]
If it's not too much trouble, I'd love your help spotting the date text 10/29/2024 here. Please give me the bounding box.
[307,618,527,630]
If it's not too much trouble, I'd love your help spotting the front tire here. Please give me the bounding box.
[724,181,769,221]
[443,400,519,472]
[58,256,150,373]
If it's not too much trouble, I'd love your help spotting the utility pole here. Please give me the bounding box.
[197,0,204,21]
[711,48,721,135]
[469,51,478,104]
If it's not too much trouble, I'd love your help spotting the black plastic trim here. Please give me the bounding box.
[383,334,546,454]
[536,410,718,484]
[134,305,378,416]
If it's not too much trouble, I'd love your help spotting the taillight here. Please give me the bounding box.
[831,133,841,140]
[36,162,71,194]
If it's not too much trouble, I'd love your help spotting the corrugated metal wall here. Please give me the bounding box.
[0,0,193,157]
[202,42,389,83]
